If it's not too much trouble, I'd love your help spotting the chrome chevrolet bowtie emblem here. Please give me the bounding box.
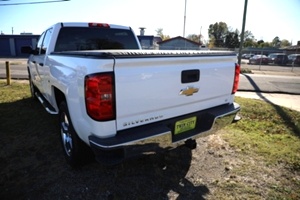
[179,86,199,96]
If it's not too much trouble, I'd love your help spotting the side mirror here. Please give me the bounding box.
[21,46,34,54]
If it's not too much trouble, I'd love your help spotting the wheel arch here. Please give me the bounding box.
[53,86,66,110]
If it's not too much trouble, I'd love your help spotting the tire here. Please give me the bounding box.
[59,101,94,167]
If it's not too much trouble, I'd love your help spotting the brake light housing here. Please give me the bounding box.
[232,63,240,94]
[88,23,110,28]
[85,73,115,121]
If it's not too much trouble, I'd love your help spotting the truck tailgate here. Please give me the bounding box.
[114,52,236,131]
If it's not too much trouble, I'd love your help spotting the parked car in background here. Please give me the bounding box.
[268,53,288,65]
[288,54,300,66]
[241,54,247,59]
[242,54,255,59]
[249,55,269,65]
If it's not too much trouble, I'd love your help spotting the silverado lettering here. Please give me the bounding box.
[123,115,164,127]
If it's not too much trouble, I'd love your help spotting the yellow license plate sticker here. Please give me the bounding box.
[174,116,197,135]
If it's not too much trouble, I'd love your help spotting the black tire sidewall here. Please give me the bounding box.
[59,101,92,167]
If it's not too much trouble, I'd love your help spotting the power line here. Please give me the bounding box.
[0,0,70,6]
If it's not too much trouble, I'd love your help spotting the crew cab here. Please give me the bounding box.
[22,22,240,166]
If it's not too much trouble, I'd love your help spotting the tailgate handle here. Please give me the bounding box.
[181,70,200,83]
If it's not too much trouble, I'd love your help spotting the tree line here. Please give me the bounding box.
[156,22,292,48]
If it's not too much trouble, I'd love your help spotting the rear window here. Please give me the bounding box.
[54,27,139,52]
[269,54,276,58]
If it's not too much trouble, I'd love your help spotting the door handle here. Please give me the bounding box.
[181,70,200,83]
[39,63,44,67]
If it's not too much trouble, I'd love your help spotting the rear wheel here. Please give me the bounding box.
[59,101,94,167]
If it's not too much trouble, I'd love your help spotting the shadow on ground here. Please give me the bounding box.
[243,74,300,137]
[0,97,209,200]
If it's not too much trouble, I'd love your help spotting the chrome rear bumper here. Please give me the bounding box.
[89,102,240,151]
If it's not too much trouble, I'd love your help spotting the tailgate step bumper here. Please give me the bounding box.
[89,102,240,150]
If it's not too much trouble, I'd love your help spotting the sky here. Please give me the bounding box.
[0,0,300,45]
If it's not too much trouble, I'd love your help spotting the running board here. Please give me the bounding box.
[35,92,58,114]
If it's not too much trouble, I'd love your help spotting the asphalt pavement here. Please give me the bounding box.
[236,61,300,112]
[1,58,300,112]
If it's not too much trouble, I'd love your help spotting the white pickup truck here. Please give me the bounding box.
[22,22,240,166]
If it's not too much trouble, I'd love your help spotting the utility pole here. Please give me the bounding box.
[11,27,14,35]
[199,26,202,44]
[183,0,187,38]
[238,0,248,65]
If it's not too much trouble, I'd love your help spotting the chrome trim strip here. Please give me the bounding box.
[35,92,58,115]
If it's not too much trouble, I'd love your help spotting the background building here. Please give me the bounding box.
[137,35,162,50]
[157,36,203,50]
[0,34,39,57]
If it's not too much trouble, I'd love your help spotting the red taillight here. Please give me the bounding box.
[85,73,115,121]
[88,23,110,28]
[232,63,240,94]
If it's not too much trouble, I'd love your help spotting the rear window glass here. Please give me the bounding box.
[55,27,139,51]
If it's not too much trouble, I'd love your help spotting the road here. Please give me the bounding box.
[237,73,300,112]
[1,58,299,94]
[0,59,28,79]
[1,58,300,111]
[239,74,300,94]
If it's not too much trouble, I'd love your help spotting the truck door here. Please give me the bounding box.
[31,28,52,96]
[38,28,53,99]
[30,31,46,93]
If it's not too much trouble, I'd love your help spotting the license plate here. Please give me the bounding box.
[174,116,197,135]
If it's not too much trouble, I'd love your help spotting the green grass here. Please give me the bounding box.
[224,97,300,169]
[10,62,23,65]
[0,80,30,103]
[240,67,253,74]
[220,97,300,199]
